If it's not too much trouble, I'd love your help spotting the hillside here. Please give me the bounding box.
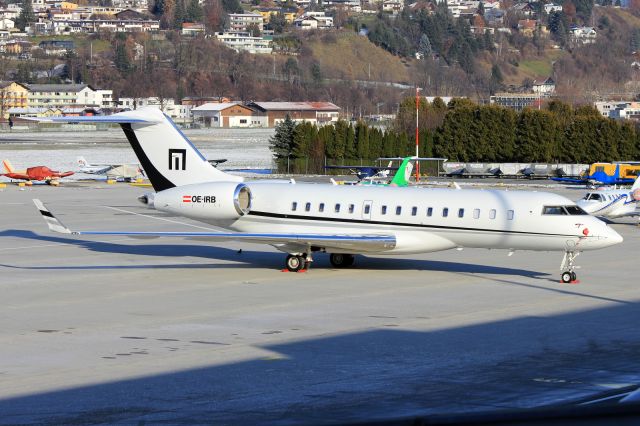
[306,31,411,83]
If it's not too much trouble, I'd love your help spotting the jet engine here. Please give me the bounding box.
[153,182,252,221]
[633,188,640,202]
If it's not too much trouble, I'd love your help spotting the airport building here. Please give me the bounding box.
[191,101,341,128]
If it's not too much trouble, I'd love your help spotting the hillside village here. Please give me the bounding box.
[0,0,638,123]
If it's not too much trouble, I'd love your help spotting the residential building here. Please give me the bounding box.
[252,8,298,24]
[181,22,205,36]
[544,3,563,13]
[38,40,74,55]
[192,102,267,128]
[532,77,555,95]
[117,97,192,124]
[571,26,596,44]
[247,101,340,126]
[295,11,333,28]
[0,81,28,118]
[26,84,113,109]
[228,12,264,32]
[517,19,537,37]
[383,0,403,13]
[214,31,272,54]
[0,17,14,30]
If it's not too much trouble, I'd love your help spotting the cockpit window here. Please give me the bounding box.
[543,205,588,215]
[585,193,602,201]
[564,205,589,215]
[542,206,566,215]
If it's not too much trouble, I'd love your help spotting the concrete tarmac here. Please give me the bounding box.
[1,182,639,424]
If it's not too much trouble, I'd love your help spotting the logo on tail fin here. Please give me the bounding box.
[169,149,186,171]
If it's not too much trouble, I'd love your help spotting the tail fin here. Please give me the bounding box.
[3,159,14,173]
[38,108,241,192]
[632,174,640,191]
[389,157,413,187]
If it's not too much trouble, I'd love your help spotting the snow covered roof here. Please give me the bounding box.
[192,102,241,111]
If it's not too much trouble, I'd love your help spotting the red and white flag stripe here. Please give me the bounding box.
[182,195,191,203]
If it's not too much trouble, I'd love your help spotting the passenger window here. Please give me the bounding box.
[458,208,464,218]
[427,207,433,217]
[319,203,325,213]
[489,209,496,219]
[381,205,387,215]
[473,208,480,219]
[364,204,370,214]
[305,202,311,212]
[396,206,402,215]
[443,208,449,217]
[335,203,341,213]
[411,206,417,216]
[291,202,297,211]
[507,210,514,220]
[349,204,355,214]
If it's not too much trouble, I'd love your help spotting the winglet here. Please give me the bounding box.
[32,199,73,234]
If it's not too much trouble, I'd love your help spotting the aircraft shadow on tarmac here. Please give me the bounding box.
[1,229,548,277]
[0,302,639,425]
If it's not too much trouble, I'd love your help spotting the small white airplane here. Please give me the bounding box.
[77,156,144,181]
[33,108,623,283]
[576,176,640,220]
[77,156,114,174]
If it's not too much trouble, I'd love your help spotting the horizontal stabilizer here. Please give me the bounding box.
[26,109,161,124]
[33,199,72,234]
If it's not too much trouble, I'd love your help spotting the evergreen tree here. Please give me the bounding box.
[270,115,296,160]
[114,41,132,73]
[418,33,433,58]
[174,0,186,29]
[16,0,36,31]
[186,0,203,22]
[152,0,165,15]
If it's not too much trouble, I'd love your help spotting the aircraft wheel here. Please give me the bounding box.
[571,271,577,282]
[330,253,355,268]
[285,254,304,272]
[561,271,573,283]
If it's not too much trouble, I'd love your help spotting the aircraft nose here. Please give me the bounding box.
[607,227,624,245]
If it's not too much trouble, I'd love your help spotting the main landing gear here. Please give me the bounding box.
[560,251,580,283]
[283,253,356,272]
[329,253,355,268]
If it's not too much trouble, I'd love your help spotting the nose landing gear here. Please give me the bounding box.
[284,253,313,272]
[560,251,580,283]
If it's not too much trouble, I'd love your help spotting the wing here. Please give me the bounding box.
[33,199,396,253]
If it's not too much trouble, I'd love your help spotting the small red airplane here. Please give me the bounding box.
[2,159,74,186]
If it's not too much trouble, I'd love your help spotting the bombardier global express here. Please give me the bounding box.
[33,108,623,283]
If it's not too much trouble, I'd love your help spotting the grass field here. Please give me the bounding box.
[308,30,411,83]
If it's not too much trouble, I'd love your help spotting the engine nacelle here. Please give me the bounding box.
[153,182,252,221]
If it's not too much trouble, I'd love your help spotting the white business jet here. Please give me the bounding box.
[33,108,623,283]
[576,176,640,220]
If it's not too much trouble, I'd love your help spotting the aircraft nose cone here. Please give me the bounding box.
[608,228,624,245]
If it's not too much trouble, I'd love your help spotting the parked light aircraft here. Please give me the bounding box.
[576,176,640,220]
[324,161,398,182]
[33,108,623,283]
[2,159,73,185]
[77,156,144,181]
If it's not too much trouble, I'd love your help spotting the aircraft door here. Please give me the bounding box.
[362,200,373,220]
